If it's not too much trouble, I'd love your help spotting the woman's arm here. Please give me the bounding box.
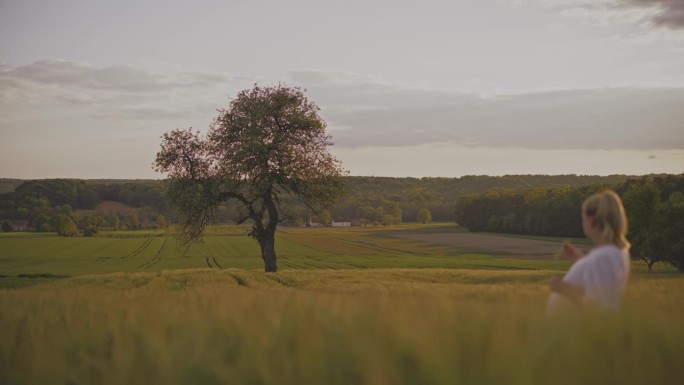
[550,276,585,306]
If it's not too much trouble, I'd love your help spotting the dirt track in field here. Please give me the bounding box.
[395,232,591,260]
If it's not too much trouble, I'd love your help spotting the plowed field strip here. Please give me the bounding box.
[392,232,587,259]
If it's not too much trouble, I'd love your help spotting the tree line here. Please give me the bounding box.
[454,174,684,271]
[1,174,682,271]
[190,175,635,226]
[0,175,634,229]
[0,179,170,236]
[327,174,631,225]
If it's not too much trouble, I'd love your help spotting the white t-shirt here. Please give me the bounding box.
[546,244,630,316]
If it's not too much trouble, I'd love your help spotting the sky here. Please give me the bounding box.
[1,0,683,179]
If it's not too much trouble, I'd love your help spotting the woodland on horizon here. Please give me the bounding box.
[0,173,675,224]
[0,173,642,195]
[0,174,639,221]
[1,173,683,271]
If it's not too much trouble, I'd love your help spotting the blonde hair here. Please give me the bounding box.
[582,190,631,250]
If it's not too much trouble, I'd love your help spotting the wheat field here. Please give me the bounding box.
[2,267,683,385]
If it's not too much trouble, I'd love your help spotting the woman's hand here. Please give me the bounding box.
[549,276,564,293]
[562,241,584,263]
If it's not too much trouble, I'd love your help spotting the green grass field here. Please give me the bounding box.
[0,224,583,288]
[1,224,683,384]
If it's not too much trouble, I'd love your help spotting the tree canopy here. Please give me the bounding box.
[154,84,346,272]
[417,208,432,224]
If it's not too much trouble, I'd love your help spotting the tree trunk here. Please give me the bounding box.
[641,255,655,272]
[261,231,277,272]
[259,191,279,272]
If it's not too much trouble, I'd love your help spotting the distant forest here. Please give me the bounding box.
[0,179,170,235]
[452,174,684,271]
[0,174,634,228]
[2,174,683,270]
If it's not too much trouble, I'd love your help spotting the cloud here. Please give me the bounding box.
[2,62,682,158]
[620,0,684,30]
[89,107,193,122]
[1,60,233,93]
[541,0,684,31]
[558,3,661,26]
[288,71,684,151]
[0,60,239,125]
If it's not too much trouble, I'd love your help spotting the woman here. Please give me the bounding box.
[546,190,631,316]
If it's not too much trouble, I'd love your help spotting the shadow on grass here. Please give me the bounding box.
[1,273,71,289]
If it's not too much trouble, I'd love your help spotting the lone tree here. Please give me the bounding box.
[1,221,12,232]
[416,208,432,224]
[622,181,662,271]
[154,84,346,272]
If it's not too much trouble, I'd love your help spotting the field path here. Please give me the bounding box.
[394,232,590,260]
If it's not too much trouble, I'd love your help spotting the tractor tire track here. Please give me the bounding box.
[91,240,118,254]
[335,238,418,255]
[204,256,223,269]
[123,238,154,259]
[212,257,222,269]
[93,239,120,261]
[139,238,168,269]
[222,238,248,258]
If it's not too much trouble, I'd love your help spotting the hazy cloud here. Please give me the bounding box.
[2,62,682,160]
[533,0,684,35]
[90,107,195,122]
[289,71,684,151]
[621,0,684,30]
[0,60,239,126]
[1,60,233,93]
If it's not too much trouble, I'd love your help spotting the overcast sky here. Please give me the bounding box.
[1,0,683,179]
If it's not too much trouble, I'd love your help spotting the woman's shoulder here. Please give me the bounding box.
[586,244,625,258]
[584,244,630,271]
[566,244,628,279]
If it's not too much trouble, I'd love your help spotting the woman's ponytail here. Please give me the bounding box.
[582,190,630,250]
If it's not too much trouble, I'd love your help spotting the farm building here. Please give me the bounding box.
[8,220,32,232]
